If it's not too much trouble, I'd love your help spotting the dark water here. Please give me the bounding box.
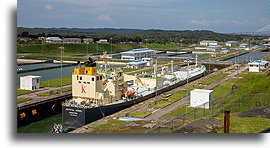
[19,63,63,71]
[17,65,77,85]
[18,114,62,133]
[225,52,269,62]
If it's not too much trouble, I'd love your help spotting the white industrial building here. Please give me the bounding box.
[226,41,237,47]
[207,45,222,51]
[45,37,62,44]
[97,39,108,44]
[126,60,148,69]
[20,75,41,90]
[190,89,214,109]
[200,40,218,46]
[248,60,269,72]
[63,38,81,44]
[142,58,154,66]
[83,38,94,43]
[121,48,156,60]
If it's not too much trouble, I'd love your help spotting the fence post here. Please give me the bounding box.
[194,109,196,120]
[224,109,231,133]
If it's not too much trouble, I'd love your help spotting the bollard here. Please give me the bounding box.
[224,109,231,133]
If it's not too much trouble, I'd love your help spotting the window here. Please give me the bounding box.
[100,76,102,80]
[77,76,79,80]
[36,79,39,83]
[97,76,99,81]
[78,81,81,83]
[83,82,86,84]
[80,77,82,80]
[92,78,94,81]
[87,82,90,84]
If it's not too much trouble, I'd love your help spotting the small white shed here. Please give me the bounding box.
[190,89,213,109]
[20,75,41,90]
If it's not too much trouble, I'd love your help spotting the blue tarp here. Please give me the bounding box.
[118,117,145,121]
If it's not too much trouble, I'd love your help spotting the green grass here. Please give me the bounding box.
[17,98,32,103]
[166,106,193,117]
[40,77,72,87]
[91,120,127,131]
[141,43,178,49]
[17,89,37,95]
[216,116,270,133]
[122,68,139,72]
[128,111,151,118]
[213,79,239,98]
[201,73,228,85]
[37,87,72,96]
[17,43,135,55]
[148,100,172,109]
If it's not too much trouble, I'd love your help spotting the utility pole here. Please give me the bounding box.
[110,38,113,54]
[186,61,189,113]
[59,46,64,95]
[87,42,89,55]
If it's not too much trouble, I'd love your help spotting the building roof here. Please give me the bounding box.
[208,45,221,48]
[121,48,155,54]
[63,38,81,40]
[200,40,218,43]
[248,59,269,65]
[191,89,213,93]
[20,75,41,79]
[226,41,237,43]
[127,60,148,65]
[46,37,62,41]
[240,43,248,46]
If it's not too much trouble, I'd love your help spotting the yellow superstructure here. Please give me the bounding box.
[73,66,97,75]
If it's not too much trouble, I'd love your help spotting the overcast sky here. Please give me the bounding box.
[17,0,269,33]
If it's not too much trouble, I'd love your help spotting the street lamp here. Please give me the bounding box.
[59,46,64,95]
[110,38,113,54]
[186,61,189,113]
[87,42,89,55]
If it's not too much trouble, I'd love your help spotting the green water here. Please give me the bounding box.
[18,114,62,133]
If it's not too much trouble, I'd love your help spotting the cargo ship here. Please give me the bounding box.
[62,57,206,128]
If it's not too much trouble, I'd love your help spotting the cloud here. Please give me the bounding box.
[96,15,114,23]
[44,4,55,11]
[190,19,241,26]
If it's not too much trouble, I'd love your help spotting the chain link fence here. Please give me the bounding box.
[146,93,270,133]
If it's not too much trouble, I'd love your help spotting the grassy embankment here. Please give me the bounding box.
[168,72,270,133]
[128,111,151,118]
[17,43,135,55]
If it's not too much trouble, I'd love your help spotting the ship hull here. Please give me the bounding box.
[62,71,205,128]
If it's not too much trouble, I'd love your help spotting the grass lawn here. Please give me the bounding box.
[17,98,32,103]
[40,77,72,87]
[148,100,172,109]
[166,106,193,117]
[216,113,270,133]
[201,73,228,85]
[37,87,72,96]
[213,78,239,98]
[17,43,135,55]
[17,89,37,95]
[128,111,151,118]
[90,120,127,132]
[122,68,139,72]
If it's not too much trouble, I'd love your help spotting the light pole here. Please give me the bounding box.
[42,37,44,55]
[87,42,89,55]
[110,38,113,54]
[59,46,64,95]
[96,42,99,55]
[186,61,189,113]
